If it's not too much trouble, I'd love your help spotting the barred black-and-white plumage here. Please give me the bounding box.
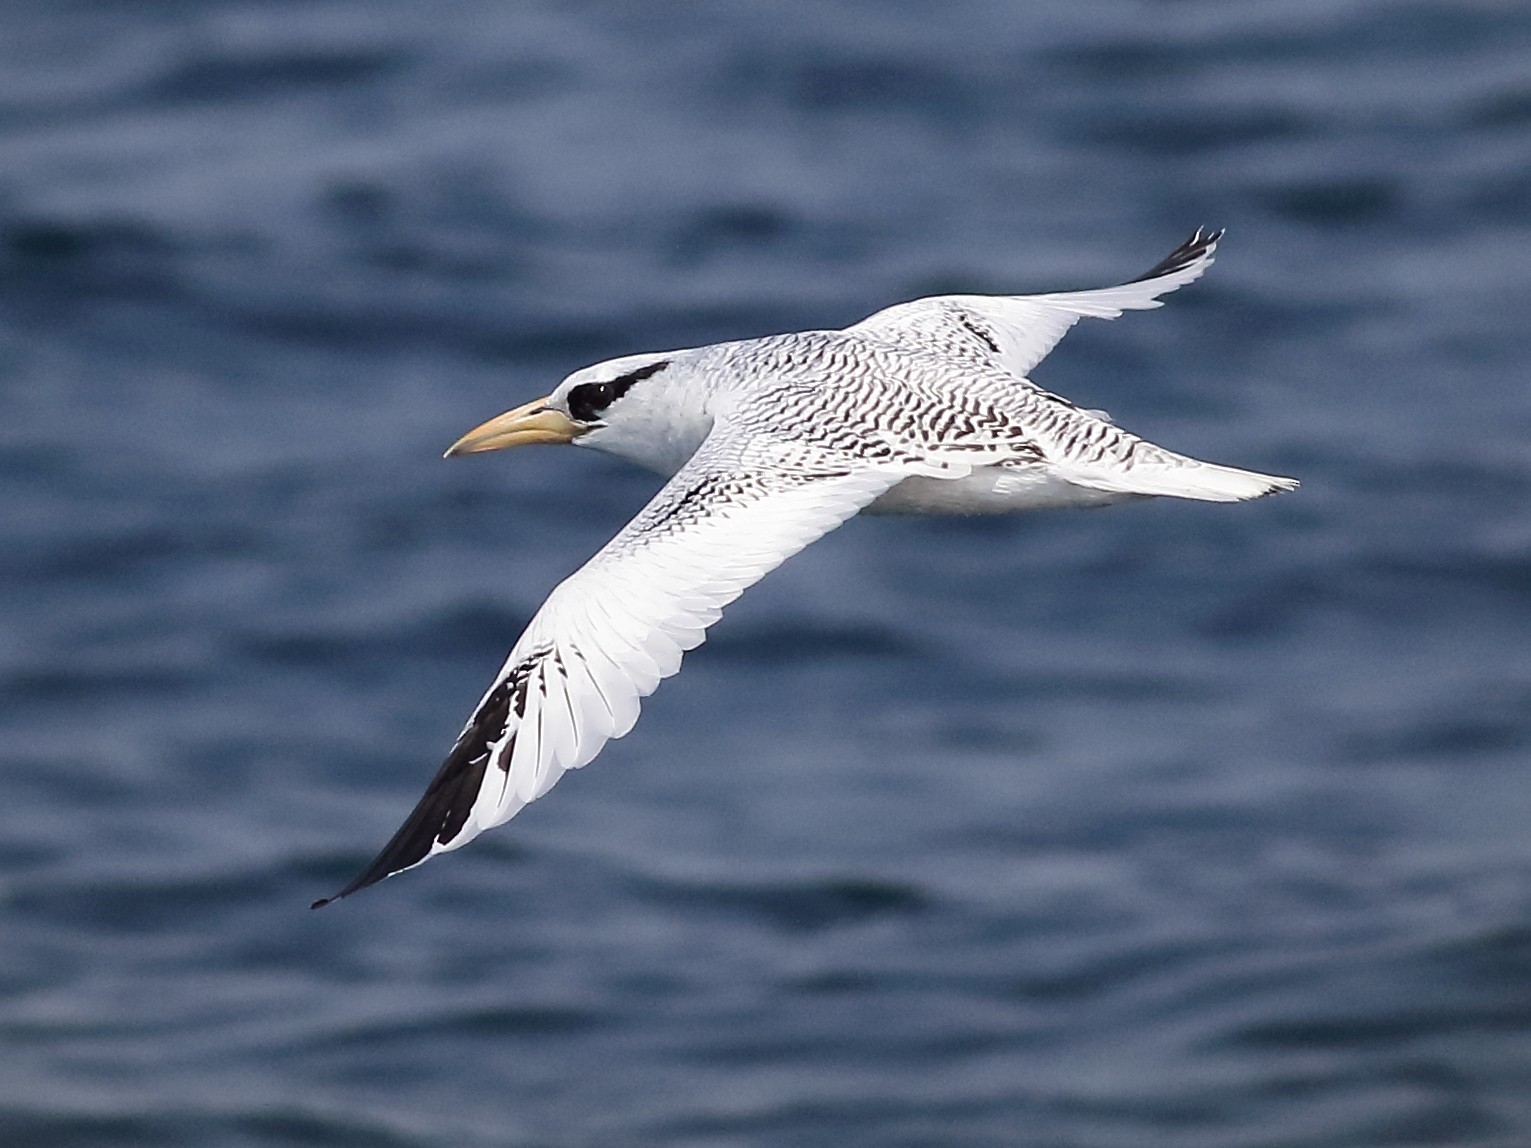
[315,228,1296,905]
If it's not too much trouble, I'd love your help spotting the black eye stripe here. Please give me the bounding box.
[567,358,670,423]
[566,383,610,423]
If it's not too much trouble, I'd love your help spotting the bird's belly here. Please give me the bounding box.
[868,465,1138,516]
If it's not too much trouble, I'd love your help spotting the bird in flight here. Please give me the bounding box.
[314,228,1295,906]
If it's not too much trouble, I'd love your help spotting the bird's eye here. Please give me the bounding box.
[567,382,614,423]
[564,359,670,424]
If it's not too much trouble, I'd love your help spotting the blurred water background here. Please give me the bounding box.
[3,2,1530,1145]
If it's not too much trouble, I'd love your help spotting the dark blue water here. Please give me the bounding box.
[4,3,1530,1144]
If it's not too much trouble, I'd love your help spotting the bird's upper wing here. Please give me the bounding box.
[847,228,1221,382]
[316,432,903,904]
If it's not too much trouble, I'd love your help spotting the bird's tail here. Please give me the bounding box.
[1064,444,1298,503]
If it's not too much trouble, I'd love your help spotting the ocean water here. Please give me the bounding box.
[3,2,1530,1145]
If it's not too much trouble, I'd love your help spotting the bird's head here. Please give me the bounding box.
[444,352,677,458]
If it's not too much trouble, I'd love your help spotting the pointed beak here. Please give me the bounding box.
[443,396,582,457]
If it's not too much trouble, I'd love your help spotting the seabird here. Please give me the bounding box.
[314,228,1295,906]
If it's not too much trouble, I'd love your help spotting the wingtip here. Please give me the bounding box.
[309,860,399,909]
[310,878,365,910]
[1230,471,1300,502]
[310,849,413,909]
[1128,226,1225,285]
[1185,224,1226,249]
[309,696,510,908]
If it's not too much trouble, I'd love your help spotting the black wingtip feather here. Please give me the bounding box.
[308,772,458,907]
[311,677,519,907]
[309,752,483,907]
[1127,226,1223,285]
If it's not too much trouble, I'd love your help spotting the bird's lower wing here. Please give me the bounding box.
[847,227,1221,381]
[315,437,902,904]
